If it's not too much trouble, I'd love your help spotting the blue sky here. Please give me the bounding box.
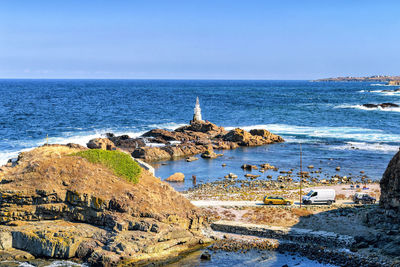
[1,0,400,79]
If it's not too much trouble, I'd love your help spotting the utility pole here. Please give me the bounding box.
[299,143,303,208]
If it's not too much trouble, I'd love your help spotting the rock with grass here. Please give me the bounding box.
[0,145,207,266]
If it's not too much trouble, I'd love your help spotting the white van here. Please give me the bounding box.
[302,189,336,205]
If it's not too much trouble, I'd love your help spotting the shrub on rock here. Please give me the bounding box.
[74,149,141,184]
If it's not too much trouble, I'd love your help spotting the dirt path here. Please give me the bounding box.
[191,199,359,207]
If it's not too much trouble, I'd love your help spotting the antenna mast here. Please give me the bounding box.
[299,143,303,208]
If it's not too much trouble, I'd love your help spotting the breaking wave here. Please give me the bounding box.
[329,142,399,154]
[0,122,185,165]
[226,124,400,143]
[335,104,400,112]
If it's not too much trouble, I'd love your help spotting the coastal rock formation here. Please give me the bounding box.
[166,172,185,182]
[388,80,400,86]
[91,120,284,162]
[87,138,116,150]
[362,103,399,109]
[223,128,283,146]
[380,150,400,210]
[314,75,400,83]
[0,145,207,265]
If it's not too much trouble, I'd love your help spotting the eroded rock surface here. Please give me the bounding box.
[380,150,400,210]
[90,121,284,162]
[0,145,208,266]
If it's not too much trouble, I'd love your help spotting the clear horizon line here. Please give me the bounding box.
[0,77,315,81]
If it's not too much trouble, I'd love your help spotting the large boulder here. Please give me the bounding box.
[222,128,253,144]
[380,150,400,210]
[166,172,185,182]
[132,144,211,162]
[87,138,116,150]
[175,121,226,138]
[142,129,182,141]
[105,133,146,152]
[249,129,284,143]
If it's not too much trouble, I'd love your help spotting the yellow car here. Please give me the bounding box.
[263,196,293,205]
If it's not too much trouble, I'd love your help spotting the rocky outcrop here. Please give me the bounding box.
[388,80,400,86]
[249,129,284,143]
[223,128,284,146]
[166,172,185,182]
[201,149,220,159]
[362,103,399,109]
[132,144,211,162]
[87,121,283,162]
[380,150,400,210]
[0,145,208,266]
[87,138,116,150]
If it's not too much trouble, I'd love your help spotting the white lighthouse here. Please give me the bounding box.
[192,97,203,123]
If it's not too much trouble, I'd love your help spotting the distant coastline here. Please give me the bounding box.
[314,75,400,84]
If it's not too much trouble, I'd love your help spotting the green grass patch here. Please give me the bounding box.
[74,149,141,184]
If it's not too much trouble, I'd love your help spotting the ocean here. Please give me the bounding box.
[1,79,399,191]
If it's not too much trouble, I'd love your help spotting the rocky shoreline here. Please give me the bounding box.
[87,120,284,162]
[314,75,400,83]
[0,145,209,266]
[1,131,400,266]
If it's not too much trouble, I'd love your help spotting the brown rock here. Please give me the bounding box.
[380,151,400,210]
[166,172,185,182]
[0,145,206,265]
[249,129,284,143]
[87,138,116,150]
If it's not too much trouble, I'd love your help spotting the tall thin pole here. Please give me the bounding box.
[299,143,303,208]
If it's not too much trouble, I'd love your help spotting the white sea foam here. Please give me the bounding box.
[371,83,395,86]
[145,143,165,147]
[147,122,186,130]
[0,122,185,165]
[336,104,400,112]
[226,124,400,143]
[329,142,399,154]
[359,88,400,96]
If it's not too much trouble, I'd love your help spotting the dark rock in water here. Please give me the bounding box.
[380,103,399,108]
[380,150,400,211]
[200,251,211,260]
[201,149,219,159]
[186,156,198,162]
[363,104,379,108]
[241,164,258,171]
[362,103,399,109]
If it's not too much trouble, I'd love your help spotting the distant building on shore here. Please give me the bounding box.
[191,97,203,123]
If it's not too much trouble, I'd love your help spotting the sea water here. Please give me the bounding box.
[1,79,398,190]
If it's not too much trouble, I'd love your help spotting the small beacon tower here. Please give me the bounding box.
[191,97,203,123]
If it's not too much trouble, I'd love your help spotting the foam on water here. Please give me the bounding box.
[0,122,184,165]
[147,122,186,130]
[335,104,400,112]
[329,142,400,154]
[226,124,400,143]
[371,83,395,86]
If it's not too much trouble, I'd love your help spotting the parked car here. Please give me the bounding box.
[353,193,376,204]
[302,189,336,205]
[263,196,293,205]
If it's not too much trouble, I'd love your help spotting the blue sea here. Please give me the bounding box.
[1,79,399,191]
